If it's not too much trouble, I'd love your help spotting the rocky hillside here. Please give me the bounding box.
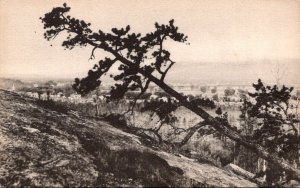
[0,90,257,187]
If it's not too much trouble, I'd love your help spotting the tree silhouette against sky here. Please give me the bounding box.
[41,3,300,181]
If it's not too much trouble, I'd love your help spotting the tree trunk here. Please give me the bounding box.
[95,103,99,117]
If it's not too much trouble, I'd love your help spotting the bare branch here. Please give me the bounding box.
[161,60,175,81]
[177,121,208,147]
[89,46,98,60]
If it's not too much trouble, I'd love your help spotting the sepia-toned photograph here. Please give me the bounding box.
[0,0,300,187]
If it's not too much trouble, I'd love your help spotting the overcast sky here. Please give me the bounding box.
[1,0,300,84]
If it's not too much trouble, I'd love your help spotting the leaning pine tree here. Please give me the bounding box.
[41,3,300,181]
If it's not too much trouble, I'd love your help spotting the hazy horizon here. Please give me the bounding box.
[2,58,300,87]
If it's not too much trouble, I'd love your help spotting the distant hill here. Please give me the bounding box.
[165,59,300,86]
[0,90,257,187]
[0,78,25,90]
